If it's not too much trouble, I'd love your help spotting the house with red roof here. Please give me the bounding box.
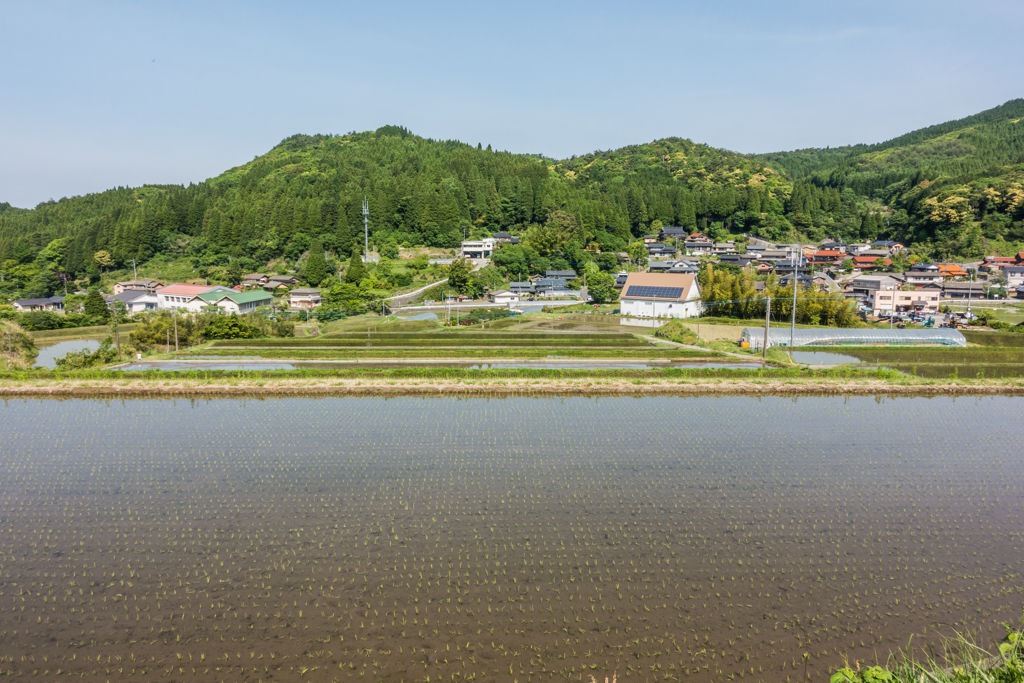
[851,255,891,271]
[155,283,234,311]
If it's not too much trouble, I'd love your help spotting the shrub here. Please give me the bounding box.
[54,338,120,369]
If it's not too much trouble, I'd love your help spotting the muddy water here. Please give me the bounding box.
[0,396,1021,682]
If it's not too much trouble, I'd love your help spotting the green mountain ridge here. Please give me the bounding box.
[2,100,1023,297]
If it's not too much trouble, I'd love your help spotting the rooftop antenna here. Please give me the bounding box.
[362,197,370,260]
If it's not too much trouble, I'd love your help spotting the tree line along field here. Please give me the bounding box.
[0,395,1021,683]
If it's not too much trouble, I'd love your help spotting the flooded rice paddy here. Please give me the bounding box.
[0,396,1021,683]
[33,339,101,368]
[785,351,863,365]
[112,360,764,371]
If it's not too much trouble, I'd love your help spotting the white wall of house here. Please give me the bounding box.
[490,292,519,305]
[156,293,211,311]
[621,298,701,318]
[289,294,322,309]
[215,297,271,314]
[126,295,159,314]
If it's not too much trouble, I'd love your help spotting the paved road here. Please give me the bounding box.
[385,259,489,307]
[385,278,449,307]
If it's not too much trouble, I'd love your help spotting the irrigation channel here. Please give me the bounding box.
[0,396,1021,683]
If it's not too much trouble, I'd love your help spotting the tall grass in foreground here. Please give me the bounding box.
[833,616,1023,683]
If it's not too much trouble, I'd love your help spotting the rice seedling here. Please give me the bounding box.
[0,395,1020,682]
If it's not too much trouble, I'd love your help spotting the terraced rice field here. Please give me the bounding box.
[202,332,714,361]
[0,396,1022,682]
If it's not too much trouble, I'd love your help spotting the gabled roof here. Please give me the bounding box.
[938,264,968,276]
[108,290,155,303]
[116,279,161,286]
[157,283,218,296]
[620,272,698,301]
[200,290,274,305]
[289,288,321,295]
[14,296,64,306]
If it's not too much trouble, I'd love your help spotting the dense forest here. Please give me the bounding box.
[2,100,1023,298]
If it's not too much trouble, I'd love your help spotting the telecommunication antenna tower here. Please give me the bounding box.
[362,197,370,258]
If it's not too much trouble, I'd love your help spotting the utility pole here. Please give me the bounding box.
[790,249,798,348]
[173,313,179,352]
[131,259,137,280]
[112,304,121,360]
[362,197,370,260]
[762,296,771,364]
[967,269,974,317]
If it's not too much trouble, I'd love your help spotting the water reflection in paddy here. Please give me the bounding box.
[33,338,100,367]
[114,359,764,371]
[1,396,1021,682]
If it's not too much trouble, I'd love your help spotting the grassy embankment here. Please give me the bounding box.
[831,617,1023,683]
[31,322,139,343]
[0,320,37,369]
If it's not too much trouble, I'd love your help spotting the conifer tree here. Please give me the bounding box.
[84,289,110,322]
[344,244,367,284]
[305,238,329,286]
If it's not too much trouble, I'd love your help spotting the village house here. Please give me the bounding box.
[872,240,905,254]
[619,272,701,319]
[1004,265,1024,289]
[669,260,700,274]
[289,288,322,310]
[820,241,848,253]
[905,263,944,287]
[938,264,969,279]
[488,289,520,305]
[266,274,300,288]
[12,295,65,312]
[809,249,844,265]
[847,274,904,299]
[942,281,984,299]
[872,289,941,315]
[198,290,274,314]
[106,290,159,314]
[459,237,497,259]
[758,249,792,263]
[509,281,536,295]
[241,273,269,288]
[155,284,233,311]
[545,270,577,279]
[685,241,714,256]
[659,226,689,242]
[112,279,162,295]
[851,254,892,270]
[712,242,737,255]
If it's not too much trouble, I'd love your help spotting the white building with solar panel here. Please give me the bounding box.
[619,272,702,318]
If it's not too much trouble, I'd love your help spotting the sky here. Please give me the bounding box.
[1,0,1022,208]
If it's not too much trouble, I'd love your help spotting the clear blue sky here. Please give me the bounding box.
[2,0,1022,208]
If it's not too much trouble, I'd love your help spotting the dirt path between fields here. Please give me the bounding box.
[2,377,1022,398]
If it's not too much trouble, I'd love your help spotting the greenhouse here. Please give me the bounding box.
[739,327,967,349]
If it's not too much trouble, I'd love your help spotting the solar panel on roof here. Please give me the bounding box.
[625,285,684,299]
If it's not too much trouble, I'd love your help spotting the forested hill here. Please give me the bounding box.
[2,100,1024,294]
[750,99,1024,255]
